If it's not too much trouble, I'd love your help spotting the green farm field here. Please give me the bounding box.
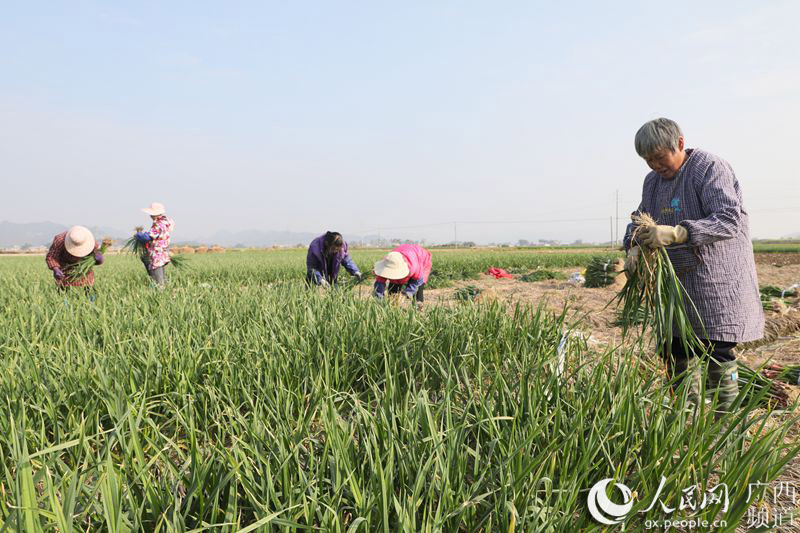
[1,249,798,531]
[752,243,800,254]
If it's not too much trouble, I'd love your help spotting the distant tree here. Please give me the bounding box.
[21,243,33,250]
[517,239,529,247]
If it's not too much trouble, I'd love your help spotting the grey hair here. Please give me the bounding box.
[634,118,683,158]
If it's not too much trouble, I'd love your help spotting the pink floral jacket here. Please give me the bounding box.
[146,215,175,269]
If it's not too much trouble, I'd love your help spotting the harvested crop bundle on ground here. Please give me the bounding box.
[518,269,564,282]
[759,284,798,311]
[583,256,621,288]
[454,284,482,301]
[760,285,798,299]
[763,363,800,387]
[737,362,790,407]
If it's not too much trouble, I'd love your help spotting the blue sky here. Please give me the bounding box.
[1,1,798,243]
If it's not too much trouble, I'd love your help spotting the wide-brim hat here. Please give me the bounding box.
[142,202,166,216]
[65,226,95,257]
[373,251,410,280]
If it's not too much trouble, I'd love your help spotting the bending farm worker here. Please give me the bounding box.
[624,118,763,419]
[373,244,432,309]
[135,202,175,286]
[46,225,104,291]
[306,231,362,287]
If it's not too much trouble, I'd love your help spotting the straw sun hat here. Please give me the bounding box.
[142,202,166,216]
[373,251,410,280]
[65,226,96,257]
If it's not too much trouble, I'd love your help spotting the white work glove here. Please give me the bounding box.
[639,224,688,249]
[624,246,640,272]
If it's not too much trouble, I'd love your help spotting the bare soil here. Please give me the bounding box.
[756,253,800,267]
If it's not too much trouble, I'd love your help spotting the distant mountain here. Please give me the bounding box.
[0,221,128,247]
[0,221,65,247]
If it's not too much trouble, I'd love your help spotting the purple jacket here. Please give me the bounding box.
[306,235,360,284]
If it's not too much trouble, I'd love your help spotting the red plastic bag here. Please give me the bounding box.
[486,267,513,279]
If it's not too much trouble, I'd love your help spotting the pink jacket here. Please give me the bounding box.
[376,244,432,284]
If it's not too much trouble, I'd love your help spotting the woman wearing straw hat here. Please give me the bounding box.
[46,226,105,290]
[373,244,432,308]
[624,118,763,418]
[306,231,363,287]
[134,202,175,286]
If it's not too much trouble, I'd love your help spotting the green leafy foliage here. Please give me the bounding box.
[0,251,796,530]
[454,285,482,301]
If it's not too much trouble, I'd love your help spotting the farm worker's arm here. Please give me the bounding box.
[135,232,152,243]
[46,235,65,280]
[309,269,328,286]
[678,161,743,247]
[341,255,361,277]
[91,242,104,265]
[373,278,387,299]
[402,278,424,298]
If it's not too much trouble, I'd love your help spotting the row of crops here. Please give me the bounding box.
[751,242,800,253]
[0,252,796,531]
[89,248,622,289]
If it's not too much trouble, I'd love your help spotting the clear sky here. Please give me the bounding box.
[1,1,798,244]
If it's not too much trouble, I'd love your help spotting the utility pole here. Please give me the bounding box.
[610,216,613,248]
[615,189,620,247]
